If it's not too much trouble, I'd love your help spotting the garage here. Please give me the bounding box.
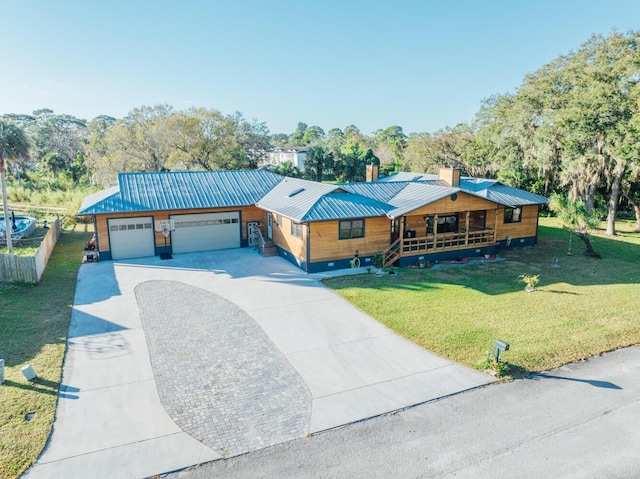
[108,217,155,260]
[171,212,241,254]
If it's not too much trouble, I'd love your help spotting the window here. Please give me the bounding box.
[504,207,522,223]
[339,219,365,239]
[291,222,303,239]
[276,214,282,226]
[425,215,458,234]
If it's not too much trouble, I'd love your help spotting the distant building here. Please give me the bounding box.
[266,147,307,170]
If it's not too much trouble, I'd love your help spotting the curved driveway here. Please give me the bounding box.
[24,249,492,479]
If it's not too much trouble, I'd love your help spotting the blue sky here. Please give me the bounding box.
[2,1,639,135]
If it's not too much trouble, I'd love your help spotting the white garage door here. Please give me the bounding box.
[108,217,155,260]
[171,212,240,254]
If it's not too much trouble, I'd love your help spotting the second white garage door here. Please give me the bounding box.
[171,212,241,254]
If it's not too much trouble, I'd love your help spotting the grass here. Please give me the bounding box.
[323,217,640,378]
[0,222,93,479]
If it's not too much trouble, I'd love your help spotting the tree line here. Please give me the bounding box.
[1,30,639,232]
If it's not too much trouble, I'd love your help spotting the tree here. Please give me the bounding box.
[548,193,601,258]
[334,140,378,183]
[32,113,88,181]
[372,125,407,172]
[304,145,334,182]
[170,108,238,170]
[302,126,325,145]
[289,122,308,145]
[104,104,174,173]
[84,115,117,186]
[234,115,271,169]
[0,120,30,253]
[270,133,289,147]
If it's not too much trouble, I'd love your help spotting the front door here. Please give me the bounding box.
[267,213,273,240]
[390,219,400,243]
[247,221,259,246]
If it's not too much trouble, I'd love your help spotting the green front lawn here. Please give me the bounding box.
[324,218,640,377]
[0,224,92,479]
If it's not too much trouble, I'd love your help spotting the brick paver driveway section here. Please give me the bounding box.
[136,280,311,457]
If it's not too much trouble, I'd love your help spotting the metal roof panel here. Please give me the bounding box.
[301,192,392,222]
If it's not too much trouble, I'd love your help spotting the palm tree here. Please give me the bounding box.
[305,145,333,182]
[0,119,30,253]
[548,192,601,258]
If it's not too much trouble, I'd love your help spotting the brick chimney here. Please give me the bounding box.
[366,163,379,182]
[438,167,460,186]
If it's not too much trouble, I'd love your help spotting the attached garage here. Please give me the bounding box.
[108,217,155,260]
[170,212,241,254]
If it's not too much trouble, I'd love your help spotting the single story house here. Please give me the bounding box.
[77,167,548,272]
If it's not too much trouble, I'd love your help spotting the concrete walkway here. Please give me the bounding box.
[24,249,492,479]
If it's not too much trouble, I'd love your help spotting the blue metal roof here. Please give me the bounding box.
[78,170,283,215]
[78,169,547,220]
[257,177,339,221]
[339,182,408,203]
[257,177,392,222]
[474,183,549,207]
[377,172,439,182]
[301,192,392,222]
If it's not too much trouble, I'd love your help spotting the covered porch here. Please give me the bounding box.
[384,208,498,267]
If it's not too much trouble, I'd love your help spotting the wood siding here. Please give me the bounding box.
[95,206,266,253]
[271,215,306,259]
[403,193,498,233]
[309,217,389,262]
[496,205,539,240]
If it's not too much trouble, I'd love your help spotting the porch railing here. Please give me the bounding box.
[381,228,496,266]
[383,237,401,268]
[249,224,266,253]
[402,229,495,254]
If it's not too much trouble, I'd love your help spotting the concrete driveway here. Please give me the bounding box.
[24,248,492,479]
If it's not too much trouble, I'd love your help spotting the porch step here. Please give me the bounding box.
[260,240,279,257]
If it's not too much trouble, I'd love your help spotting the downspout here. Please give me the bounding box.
[306,223,310,272]
[535,205,540,245]
[93,215,99,251]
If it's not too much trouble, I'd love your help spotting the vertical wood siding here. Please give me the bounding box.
[309,217,390,262]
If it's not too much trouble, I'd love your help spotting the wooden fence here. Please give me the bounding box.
[0,218,61,283]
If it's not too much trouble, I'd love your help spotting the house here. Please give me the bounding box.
[77,167,548,272]
[265,147,308,170]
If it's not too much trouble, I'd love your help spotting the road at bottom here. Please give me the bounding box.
[169,346,640,479]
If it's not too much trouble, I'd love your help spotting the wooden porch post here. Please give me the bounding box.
[399,216,405,258]
[433,214,438,248]
[465,211,470,245]
[493,207,499,242]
